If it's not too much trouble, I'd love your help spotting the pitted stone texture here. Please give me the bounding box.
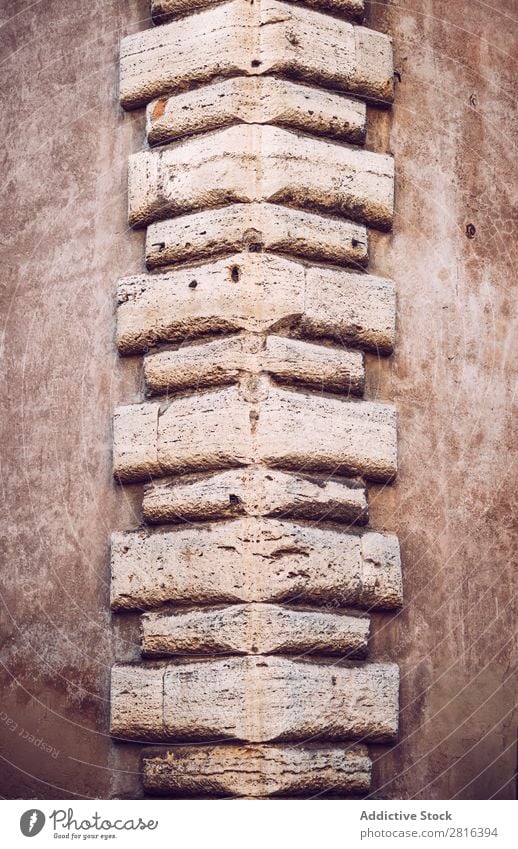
[116,254,396,356]
[145,203,368,270]
[142,468,368,525]
[255,385,397,481]
[112,403,161,482]
[128,125,394,230]
[113,384,396,482]
[120,1,393,109]
[110,657,399,742]
[141,603,370,657]
[142,743,371,797]
[151,0,365,25]
[146,77,366,146]
[110,520,402,610]
[144,335,365,396]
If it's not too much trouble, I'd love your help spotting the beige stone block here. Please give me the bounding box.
[264,336,365,393]
[142,743,371,797]
[110,519,402,610]
[150,0,365,25]
[144,337,244,395]
[145,203,368,270]
[257,384,397,482]
[156,385,254,474]
[116,254,303,355]
[120,1,393,109]
[141,603,370,657]
[116,254,395,355]
[112,403,160,482]
[144,335,365,396]
[142,468,368,525]
[301,265,396,354]
[113,384,396,481]
[128,125,394,230]
[109,664,164,739]
[110,657,399,742]
[146,77,366,146]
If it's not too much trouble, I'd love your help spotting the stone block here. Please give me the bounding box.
[150,0,365,25]
[144,335,365,396]
[128,125,394,229]
[145,203,368,269]
[146,77,366,146]
[110,656,399,742]
[116,254,396,356]
[141,602,370,657]
[119,1,393,109]
[142,468,368,525]
[110,519,403,610]
[142,743,371,797]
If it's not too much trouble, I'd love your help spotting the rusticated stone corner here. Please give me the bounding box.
[112,0,400,798]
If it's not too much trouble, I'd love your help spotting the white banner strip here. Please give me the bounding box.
[3,799,516,848]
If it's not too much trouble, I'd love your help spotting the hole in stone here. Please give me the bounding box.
[229,494,240,504]
[251,59,261,67]
[189,279,198,288]
[466,223,476,239]
[231,265,240,282]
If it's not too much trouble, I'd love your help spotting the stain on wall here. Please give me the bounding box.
[0,0,515,799]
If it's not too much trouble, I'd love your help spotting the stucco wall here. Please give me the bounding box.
[0,0,515,799]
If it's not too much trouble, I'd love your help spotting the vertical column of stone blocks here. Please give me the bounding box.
[111,0,400,798]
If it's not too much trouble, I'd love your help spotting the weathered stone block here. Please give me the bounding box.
[120,1,393,109]
[157,385,253,475]
[142,743,371,797]
[110,520,403,610]
[141,603,370,657]
[256,384,397,481]
[116,254,396,356]
[144,335,365,396]
[146,77,366,146]
[113,384,396,482]
[128,125,394,230]
[112,403,161,483]
[145,203,368,269]
[150,0,365,26]
[110,657,399,742]
[142,468,368,525]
